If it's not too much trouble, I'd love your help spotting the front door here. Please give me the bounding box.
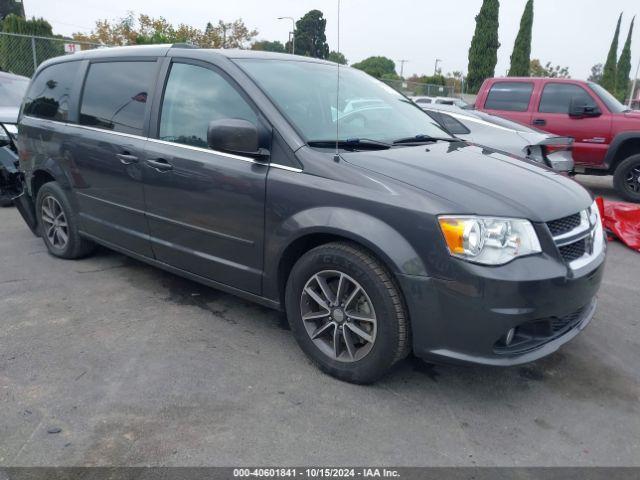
[143,60,268,294]
[532,82,612,167]
[70,59,159,256]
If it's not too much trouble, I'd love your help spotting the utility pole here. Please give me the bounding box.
[398,59,409,79]
[434,58,442,76]
[629,56,640,108]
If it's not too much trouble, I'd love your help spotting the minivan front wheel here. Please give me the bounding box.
[285,242,410,384]
[36,181,95,259]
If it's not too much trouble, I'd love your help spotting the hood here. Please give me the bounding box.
[341,141,592,222]
[623,110,640,119]
[0,107,19,124]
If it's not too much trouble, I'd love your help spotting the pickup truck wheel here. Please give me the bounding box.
[36,182,95,259]
[613,155,640,203]
[285,242,410,384]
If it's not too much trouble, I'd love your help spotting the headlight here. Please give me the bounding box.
[438,216,542,265]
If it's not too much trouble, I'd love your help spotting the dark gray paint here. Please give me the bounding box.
[10,46,605,366]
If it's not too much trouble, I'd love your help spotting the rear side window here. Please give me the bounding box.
[80,61,156,136]
[484,82,533,112]
[539,83,597,113]
[159,63,257,148]
[416,98,431,104]
[23,62,80,121]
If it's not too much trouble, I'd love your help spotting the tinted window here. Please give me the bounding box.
[159,63,257,148]
[416,98,431,104]
[80,61,156,135]
[436,113,470,135]
[23,62,80,120]
[539,83,597,113]
[485,82,533,112]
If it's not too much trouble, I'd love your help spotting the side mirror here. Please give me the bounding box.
[207,119,268,158]
[569,97,601,118]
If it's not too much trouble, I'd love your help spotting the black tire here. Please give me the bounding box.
[0,196,13,207]
[36,181,95,259]
[285,241,410,384]
[613,154,640,203]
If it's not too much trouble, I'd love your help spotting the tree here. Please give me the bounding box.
[292,10,329,59]
[602,13,622,94]
[251,40,286,53]
[327,51,347,65]
[466,0,501,93]
[530,59,570,78]
[616,16,635,101]
[73,14,257,48]
[0,0,24,21]
[351,56,397,78]
[508,0,534,77]
[588,63,603,83]
[0,14,63,76]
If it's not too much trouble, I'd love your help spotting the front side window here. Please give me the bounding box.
[23,62,80,120]
[484,82,533,112]
[80,61,156,136]
[159,63,257,148]
[0,75,29,108]
[236,59,450,144]
[539,83,597,114]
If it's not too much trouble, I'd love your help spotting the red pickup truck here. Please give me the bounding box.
[476,77,640,201]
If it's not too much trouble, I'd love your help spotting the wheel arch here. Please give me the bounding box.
[604,132,640,172]
[265,207,428,306]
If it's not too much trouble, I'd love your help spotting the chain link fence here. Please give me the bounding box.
[0,32,108,78]
[379,78,458,98]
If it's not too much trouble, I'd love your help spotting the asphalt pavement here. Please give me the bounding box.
[0,175,638,466]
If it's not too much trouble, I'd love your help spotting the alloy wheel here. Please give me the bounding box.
[300,270,377,363]
[624,165,640,193]
[40,195,69,250]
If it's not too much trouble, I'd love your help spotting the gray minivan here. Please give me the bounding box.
[5,45,606,383]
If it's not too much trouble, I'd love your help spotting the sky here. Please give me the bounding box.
[24,0,640,80]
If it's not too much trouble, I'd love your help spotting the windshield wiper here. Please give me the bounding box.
[392,134,458,145]
[308,138,392,150]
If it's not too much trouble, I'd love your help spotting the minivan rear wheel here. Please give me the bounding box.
[36,181,95,259]
[285,242,410,384]
[613,154,640,203]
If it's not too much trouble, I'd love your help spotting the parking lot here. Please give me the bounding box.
[0,175,638,467]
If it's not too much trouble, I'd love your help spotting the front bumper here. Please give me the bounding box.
[398,252,605,366]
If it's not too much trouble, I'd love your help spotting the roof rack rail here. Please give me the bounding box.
[171,43,198,49]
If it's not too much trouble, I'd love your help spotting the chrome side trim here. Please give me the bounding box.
[269,163,303,173]
[66,122,145,141]
[23,115,304,172]
[147,137,257,164]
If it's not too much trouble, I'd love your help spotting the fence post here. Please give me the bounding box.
[30,36,37,74]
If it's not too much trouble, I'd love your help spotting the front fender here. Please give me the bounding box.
[263,206,428,302]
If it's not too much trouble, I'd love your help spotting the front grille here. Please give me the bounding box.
[547,213,581,237]
[559,238,587,262]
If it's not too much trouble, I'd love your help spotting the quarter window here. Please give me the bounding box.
[434,112,470,135]
[23,62,80,121]
[539,83,597,114]
[485,82,533,112]
[159,63,257,148]
[80,61,156,136]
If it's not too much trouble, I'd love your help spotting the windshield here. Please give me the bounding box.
[589,82,628,113]
[0,76,28,108]
[235,59,452,144]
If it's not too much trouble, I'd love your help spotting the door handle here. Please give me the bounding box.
[146,158,173,172]
[532,118,547,126]
[116,153,138,165]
